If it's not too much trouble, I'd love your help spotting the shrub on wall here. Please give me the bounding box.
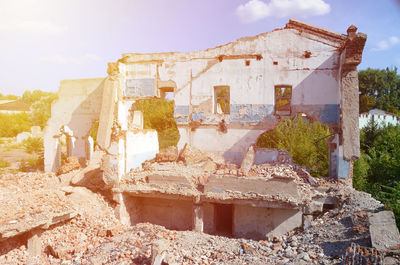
[256,116,331,178]
[134,98,180,149]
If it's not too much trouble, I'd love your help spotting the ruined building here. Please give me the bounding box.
[43,19,367,239]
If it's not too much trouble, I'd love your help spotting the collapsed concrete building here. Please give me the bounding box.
[44,19,367,239]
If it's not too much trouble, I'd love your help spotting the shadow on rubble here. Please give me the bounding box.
[71,168,115,207]
[0,233,28,256]
[321,237,371,262]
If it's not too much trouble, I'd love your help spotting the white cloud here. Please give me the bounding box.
[372,36,400,51]
[389,36,400,45]
[0,19,67,35]
[40,54,102,65]
[236,0,330,23]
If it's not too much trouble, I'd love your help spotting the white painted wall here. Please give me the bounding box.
[124,130,159,172]
[359,113,400,128]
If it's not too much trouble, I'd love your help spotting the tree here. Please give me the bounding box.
[358,67,400,114]
[29,93,58,128]
[0,112,32,137]
[256,116,331,177]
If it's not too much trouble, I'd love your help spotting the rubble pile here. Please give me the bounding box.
[79,184,398,265]
[0,173,126,265]
[1,149,400,264]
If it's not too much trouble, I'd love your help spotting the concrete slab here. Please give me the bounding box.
[369,211,400,252]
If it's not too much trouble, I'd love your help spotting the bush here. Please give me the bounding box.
[22,137,43,154]
[0,112,32,137]
[19,155,43,172]
[0,159,10,168]
[134,98,180,149]
[352,151,370,191]
[256,116,331,177]
[354,122,400,229]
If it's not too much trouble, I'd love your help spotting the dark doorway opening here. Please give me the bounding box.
[214,204,233,237]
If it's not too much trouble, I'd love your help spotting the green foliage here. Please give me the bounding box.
[0,159,10,168]
[375,183,400,229]
[359,67,400,114]
[359,95,376,113]
[90,120,99,146]
[19,155,43,172]
[0,112,32,137]
[256,116,331,177]
[134,98,180,149]
[354,122,400,228]
[352,151,370,191]
[22,137,43,154]
[0,90,57,137]
[28,92,58,129]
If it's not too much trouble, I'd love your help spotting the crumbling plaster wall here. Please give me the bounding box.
[118,28,342,165]
[124,196,193,231]
[44,78,105,172]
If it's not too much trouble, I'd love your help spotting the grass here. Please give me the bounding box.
[0,159,10,168]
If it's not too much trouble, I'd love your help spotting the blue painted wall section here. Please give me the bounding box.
[174,105,189,123]
[336,155,351,179]
[230,104,275,123]
[174,104,339,125]
[125,78,155,97]
[318,104,340,124]
[191,112,207,121]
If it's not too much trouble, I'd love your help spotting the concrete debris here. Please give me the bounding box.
[1,170,400,264]
[155,146,179,162]
[345,243,384,265]
[240,145,255,174]
[57,156,80,175]
[369,211,400,252]
[178,144,209,165]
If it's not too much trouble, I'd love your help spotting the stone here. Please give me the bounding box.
[298,252,311,262]
[304,200,323,214]
[369,211,400,252]
[202,159,217,172]
[151,239,169,265]
[204,152,225,165]
[27,231,42,257]
[16,131,32,143]
[100,154,119,189]
[178,144,208,165]
[240,145,255,173]
[303,215,313,230]
[155,146,178,162]
[57,156,80,175]
[284,248,296,258]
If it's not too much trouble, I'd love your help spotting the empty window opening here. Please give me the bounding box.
[245,60,250,66]
[214,86,230,114]
[214,204,233,237]
[273,61,278,65]
[159,87,174,101]
[275,85,292,116]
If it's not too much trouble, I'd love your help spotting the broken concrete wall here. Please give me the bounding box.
[234,205,302,239]
[97,76,118,150]
[44,78,105,172]
[203,203,215,235]
[125,130,159,172]
[115,21,351,169]
[125,196,193,231]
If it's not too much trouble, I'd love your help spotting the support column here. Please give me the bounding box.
[193,203,204,233]
[113,192,131,226]
[27,230,42,257]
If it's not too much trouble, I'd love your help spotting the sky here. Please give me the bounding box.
[0,0,399,96]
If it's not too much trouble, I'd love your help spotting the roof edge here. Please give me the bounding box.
[285,19,347,43]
